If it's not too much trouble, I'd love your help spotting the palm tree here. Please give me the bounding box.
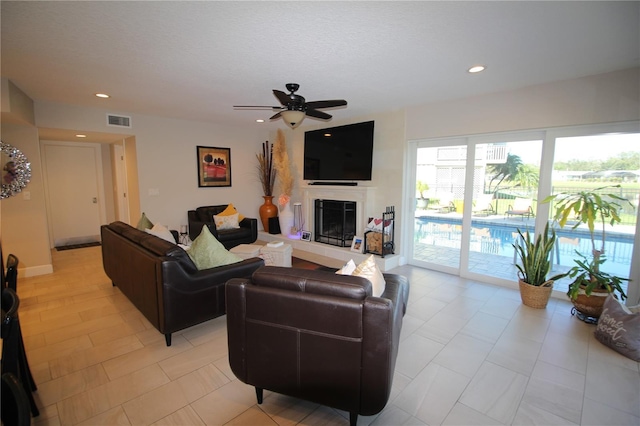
[511,163,540,188]
[487,153,522,193]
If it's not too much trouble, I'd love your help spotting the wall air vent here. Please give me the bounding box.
[106,114,132,128]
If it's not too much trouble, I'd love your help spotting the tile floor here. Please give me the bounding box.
[15,246,640,425]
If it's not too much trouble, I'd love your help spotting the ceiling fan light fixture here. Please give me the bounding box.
[280,110,305,129]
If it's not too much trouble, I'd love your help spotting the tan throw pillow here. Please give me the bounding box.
[352,255,386,297]
[187,226,242,270]
[145,223,175,244]
[218,203,245,221]
[136,212,153,230]
[213,212,240,230]
[594,295,640,361]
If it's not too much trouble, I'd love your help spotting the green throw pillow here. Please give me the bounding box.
[136,212,154,230]
[187,226,242,270]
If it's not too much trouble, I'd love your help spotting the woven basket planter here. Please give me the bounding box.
[571,286,609,318]
[518,279,553,309]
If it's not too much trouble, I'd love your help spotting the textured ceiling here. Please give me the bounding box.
[2,1,639,137]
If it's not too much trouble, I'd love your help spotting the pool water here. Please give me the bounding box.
[415,217,634,279]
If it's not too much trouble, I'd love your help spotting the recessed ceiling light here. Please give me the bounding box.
[256,119,265,123]
[468,65,486,73]
[75,134,87,138]
[95,93,110,98]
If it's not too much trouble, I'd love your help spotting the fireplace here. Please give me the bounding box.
[314,199,356,247]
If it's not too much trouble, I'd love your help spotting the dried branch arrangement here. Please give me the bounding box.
[256,140,276,196]
[273,129,293,203]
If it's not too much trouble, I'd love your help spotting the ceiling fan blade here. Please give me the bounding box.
[305,109,332,120]
[270,111,282,120]
[305,99,347,109]
[233,105,282,110]
[273,90,292,106]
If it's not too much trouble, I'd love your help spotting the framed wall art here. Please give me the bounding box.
[197,146,231,187]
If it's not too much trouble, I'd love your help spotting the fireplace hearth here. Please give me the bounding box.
[314,199,356,247]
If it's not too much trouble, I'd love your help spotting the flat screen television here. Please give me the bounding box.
[303,120,375,182]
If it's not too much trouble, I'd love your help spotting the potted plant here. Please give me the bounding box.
[543,185,634,319]
[513,222,566,308]
[416,181,429,209]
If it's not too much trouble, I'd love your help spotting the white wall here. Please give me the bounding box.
[406,67,640,141]
[282,109,406,254]
[35,102,269,231]
[0,123,53,275]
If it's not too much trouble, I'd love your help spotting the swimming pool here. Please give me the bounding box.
[414,216,634,278]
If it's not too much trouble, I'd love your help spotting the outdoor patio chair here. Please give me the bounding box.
[472,194,495,216]
[431,192,456,213]
[505,198,534,219]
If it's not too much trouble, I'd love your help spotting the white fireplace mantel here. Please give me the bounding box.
[260,185,400,271]
[302,185,376,236]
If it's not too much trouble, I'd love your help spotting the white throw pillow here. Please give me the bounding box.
[352,255,386,297]
[213,212,240,230]
[336,259,357,275]
[145,223,175,244]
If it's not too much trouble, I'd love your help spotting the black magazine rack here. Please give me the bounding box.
[364,206,395,258]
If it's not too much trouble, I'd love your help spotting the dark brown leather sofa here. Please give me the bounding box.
[187,205,257,249]
[226,266,410,425]
[101,221,264,346]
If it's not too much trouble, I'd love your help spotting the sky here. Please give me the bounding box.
[507,133,639,165]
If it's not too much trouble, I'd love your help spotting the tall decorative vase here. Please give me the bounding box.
[279,200,295,238]
[259,196,278,232]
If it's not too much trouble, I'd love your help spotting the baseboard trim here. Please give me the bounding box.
[23,264,54,277]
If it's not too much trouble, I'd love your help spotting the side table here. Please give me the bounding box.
[260,243,292,267]
[229,244,262,260]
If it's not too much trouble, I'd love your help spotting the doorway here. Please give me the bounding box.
[41,141,107,247]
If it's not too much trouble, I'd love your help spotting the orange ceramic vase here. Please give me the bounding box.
[259,196,278,232]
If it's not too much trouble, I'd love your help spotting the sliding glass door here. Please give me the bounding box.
[413,142,467,273]
[408,125,639,298]
[547,133,639,294]
[467,139,542,281]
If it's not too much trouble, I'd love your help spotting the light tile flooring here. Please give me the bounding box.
[15,247,640,425]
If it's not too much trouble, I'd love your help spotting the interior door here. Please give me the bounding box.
[42,142,104,247]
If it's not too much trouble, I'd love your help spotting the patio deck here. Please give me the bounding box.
[413,210,635,295]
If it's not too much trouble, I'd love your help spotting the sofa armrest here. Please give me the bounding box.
[161,257,264,337]
[163,257,264,292]
[382,273,410,316]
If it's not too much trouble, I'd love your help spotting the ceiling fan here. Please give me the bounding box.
[233,83,347,128]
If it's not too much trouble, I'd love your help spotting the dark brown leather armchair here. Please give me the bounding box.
[226,267,410,426]
[187,205,257,249]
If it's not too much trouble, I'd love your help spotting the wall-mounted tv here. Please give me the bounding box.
[303,120,375,182]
